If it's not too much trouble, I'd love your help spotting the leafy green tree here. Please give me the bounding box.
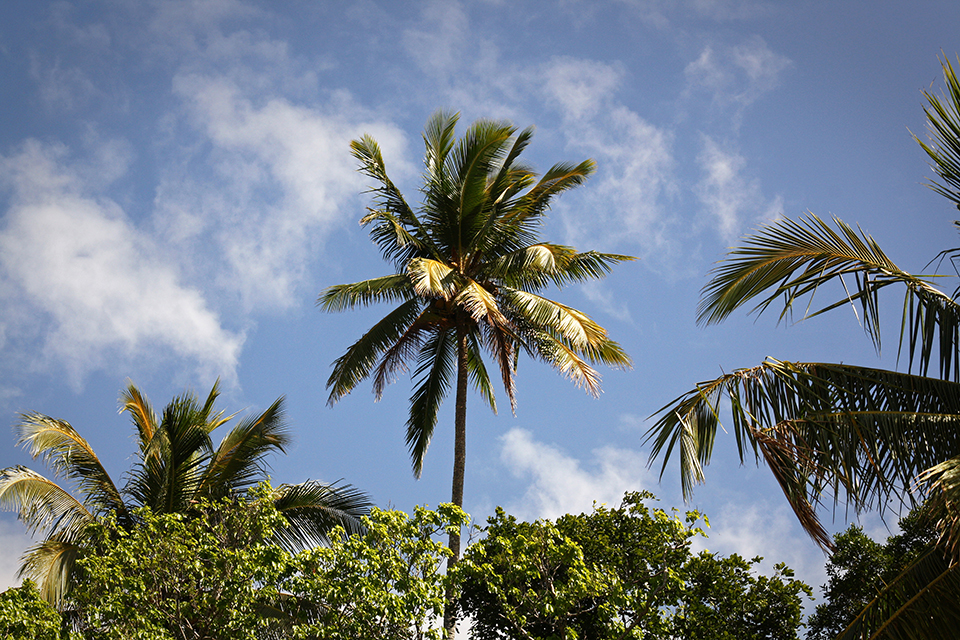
[0,581,70,640]
[646,56,960,638]
[806,508,939,640]
[283,504,467,640]
[64,489,464,640]
[320,111,633,632]
[70,493,290,640]
[0,382,371,605]
[455,492,810,640]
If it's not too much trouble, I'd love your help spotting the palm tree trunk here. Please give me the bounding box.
[443,320,469,637]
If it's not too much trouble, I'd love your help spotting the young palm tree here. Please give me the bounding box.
[646,57,960,638]
[0,381,371,605]
[320,112,633,572]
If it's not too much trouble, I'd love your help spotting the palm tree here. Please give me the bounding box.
[320,111,633,572]
[0,381,371,605]
[646,57,960,639]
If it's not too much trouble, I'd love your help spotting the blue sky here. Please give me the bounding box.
[1,0,958,606]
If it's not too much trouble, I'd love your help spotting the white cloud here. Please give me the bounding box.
[499,428,652,520]
[166,72,410,310]
[0,140,243,387]
[540,57,677,259]
[695,135,782,239]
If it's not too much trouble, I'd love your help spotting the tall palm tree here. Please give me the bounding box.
[320,111,633,571]
[646,57,960,639]
[0,381,371,605]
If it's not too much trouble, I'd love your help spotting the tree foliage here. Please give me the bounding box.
[455,492,811,640]
[70,491,289,640]
[0,581,69,640]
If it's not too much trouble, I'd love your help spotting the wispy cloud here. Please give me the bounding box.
[695,135,782,239]
[685,36,791,126]
[617,0,776,29]
[541,57,677,259]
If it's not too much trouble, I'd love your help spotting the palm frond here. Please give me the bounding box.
[199,397,290,500]
[919,454,960,560]
[119,383,157,451]
[15,414,125,518]
[0,466,94,539]
[502,288,608,349]
[18,536,81,605]
[526,330,603,396]
[647,360,960,548]
[350,135,432,266]
[407,257,460,300]
[511,159,596,224]
[838,543,960,640]
[371,309,434,400]
[917,55,960,208]
[406,329,457,477]
[698,214,960,380]
[326,298,424,404]
[466,331,499,414]
[269,480,372,551]
[454,279,508,327]
[317,274,414,312]
[131,393,215,513]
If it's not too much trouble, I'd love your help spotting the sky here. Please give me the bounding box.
[1,0,958,613]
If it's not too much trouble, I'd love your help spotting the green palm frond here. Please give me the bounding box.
[919,455,960,559]
[269,480,372,551]
[371,309,435,401]
[838,543,960,640]
[699,214,960,380]
[0,466,94,539]
[647,360,960,548]
[466,331,499,413]
[917,55,960,208]
[318,274,414,312]
[406,329,457,477]
[199,397,290,500]
[15,414,125,519]
[130,393,216,514]
[512,159,596,224]
[350,135,431,267]
[326,298,425,404]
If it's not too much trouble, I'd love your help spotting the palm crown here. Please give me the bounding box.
[0,381,371,604]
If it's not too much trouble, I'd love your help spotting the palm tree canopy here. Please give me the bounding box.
[0,382,372,604]
[321,111,633,477]
[647,55,960,639]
